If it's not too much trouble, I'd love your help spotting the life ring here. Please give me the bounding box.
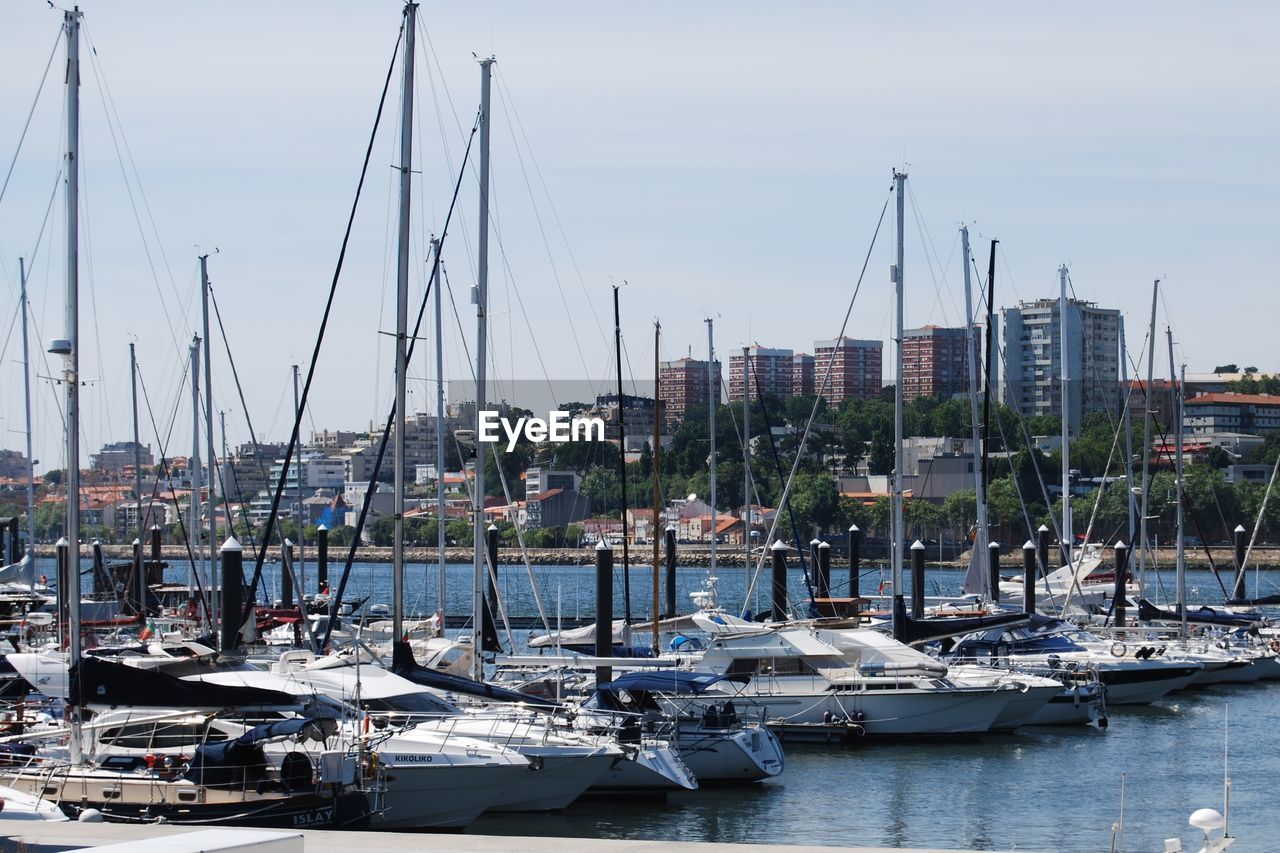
[1110,641,1127,658]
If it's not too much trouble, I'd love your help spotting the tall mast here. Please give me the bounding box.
[1137,281,1159,589]
[392,1,417,644]
[651,321,662,654]
[891,170,906,622]
[129,342,143,606]
[1120,317,1136,548]
[292,364,304,600]
[960,226,990,598]
[742,345,751,603]
[613,285,632,622]
[707,319,717,574]
[432,236,446,627]
[1058,264,1072,567]
[200,255,217,629]
[1170,332,1187,640]
[19,259,37,560]
[471,55,493,680]
[61,10,84,764]
[190,337,202,602]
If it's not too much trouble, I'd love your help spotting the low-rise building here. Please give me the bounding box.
[1184,393,1280,435]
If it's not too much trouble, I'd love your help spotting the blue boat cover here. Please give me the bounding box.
[598,670,747,695]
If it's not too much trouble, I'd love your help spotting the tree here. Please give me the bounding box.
[789,471,841,536]
[581,468,621,516]
[1213,364,1239,375]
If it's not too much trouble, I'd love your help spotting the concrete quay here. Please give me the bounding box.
[1,822,1013,853]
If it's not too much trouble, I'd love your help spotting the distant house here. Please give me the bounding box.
[526,488,592,530]
[679,514,743,545]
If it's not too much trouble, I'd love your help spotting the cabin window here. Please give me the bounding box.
[100,722,226,750]
[725,658,758,677]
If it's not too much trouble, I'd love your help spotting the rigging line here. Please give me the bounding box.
[77,145,115,444]
[0,23,62,211]
[493,66,606,349]
[744,186,892,609]
[747,357,814,611]
[244,23,404,620]
[135,355,213,624]
[321,111,479,650]
[81,23,187,353]
[208,281,276,551]
[417,20,478,278]
[904,180,961,326]
[491,76,592,380]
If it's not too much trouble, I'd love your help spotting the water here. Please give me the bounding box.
[53,556,1280,850]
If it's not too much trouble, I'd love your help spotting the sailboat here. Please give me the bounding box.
[0,10,381,826]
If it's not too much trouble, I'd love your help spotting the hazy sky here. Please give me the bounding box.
[2,1,1277,474]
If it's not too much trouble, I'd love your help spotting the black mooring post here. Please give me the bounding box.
[1113,541,1129,628]
[664,525,677,618]
[316,524,329,593]
[280,541,294,609]
[848,524,861,598]
[816,540,831,600]
[910,540,926,618]
[56,537,70,650]
[1022,540,1037,615]
[988,541,1002,606]
[595,540,614,685]
[220,537,244,653]
[1037,524,1051,578]
[130,537,143,614]
[482,524,502,652]
[1233,524,1248,601]
[770,540,789,623]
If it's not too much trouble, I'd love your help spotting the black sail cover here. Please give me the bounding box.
[69,656,298,708]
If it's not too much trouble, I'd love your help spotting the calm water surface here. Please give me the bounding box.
[62,555,1280,851]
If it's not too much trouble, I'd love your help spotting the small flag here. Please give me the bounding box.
[139,619,156,641]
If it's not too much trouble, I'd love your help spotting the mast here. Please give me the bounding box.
[707,318,717,574]
[392,1,417,644]
[471,55,493,680]
[129,342,143,607]
[742,345,751,602]
[651,321,662,653]
[432,236,446,628]
[613,285,632,622]
[19,259,37,560]
[1170,332,1187,640]
[1137,281,1159,590]
[1120,317,1136,548]
[61,9,84,763]
[960,227,990,599]
[891,170,906,625]
[190,337,202,602]
[981,240,997,505]
[292,364,304,601]
[1058,264,1072,567]
[200,255,217,629]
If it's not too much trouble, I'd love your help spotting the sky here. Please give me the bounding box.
[2,1,1278,475]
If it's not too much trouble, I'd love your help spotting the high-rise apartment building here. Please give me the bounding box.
[728,346,794,401]
[658,357,721,426]
[814,337,882,404]
[902,325,971,402]
[1001,297,1121,431]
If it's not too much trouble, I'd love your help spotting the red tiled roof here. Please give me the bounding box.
[1185,393,1280,407]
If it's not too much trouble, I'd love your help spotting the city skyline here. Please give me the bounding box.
[3,2,1278,475]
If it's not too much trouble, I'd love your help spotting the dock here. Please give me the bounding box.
[2,821,1020,853]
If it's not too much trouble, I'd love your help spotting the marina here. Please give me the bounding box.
[3,3,1279,853]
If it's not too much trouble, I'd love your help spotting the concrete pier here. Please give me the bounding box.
[2,821,1015,853]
